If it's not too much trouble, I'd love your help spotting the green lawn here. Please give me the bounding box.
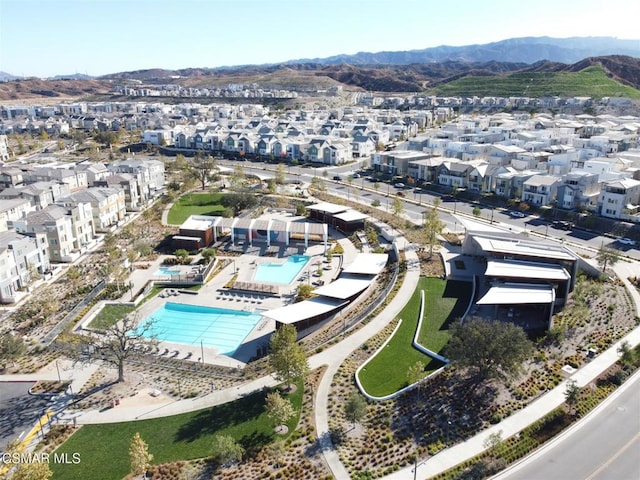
[417,279,472,353]
[88,304,135,330]
[51,384,303,480]
[357,278,471,397]
[167,192,226,225]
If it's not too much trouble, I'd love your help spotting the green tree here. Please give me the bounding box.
[191,152,217,190]
[423,199,444,257]
[596,245,620,272]
[0,333,26,369]
[564,379,580,416]
[407,360,425,385]
[391,195,404,218]
[201,248,216,263]
[210,434,244,466]
[472,206,481,218]
[265,392,295,430]
[445,319,533,382]
[220,192,258,215]
[275,163,286,184]
[268,324,309,390]
[129,432,153,478]
[230,164,245,188]
[617,340,635,369]
[295,283,314,302]
[344,394,367,428]
[78,313,157,382]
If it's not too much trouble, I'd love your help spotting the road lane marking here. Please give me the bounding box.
[584,430,640,480]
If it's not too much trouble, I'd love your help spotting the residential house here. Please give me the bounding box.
[58,187,126,232]
[75,161,111,185]
[373,150,431,176]
[0,198,35,232]
[108,158,165,200]
[24,167,88,192]
[522,175,562,206]
[436,159,475,188]
[0,135,9,162]
[598,178,640,219]
[0,230,50,303]
[13,205,85,263]
[142,128,173,146]
[556,171,601,211]
[407,156,445,183]
[0,167,24,188]
[95,173,141,211]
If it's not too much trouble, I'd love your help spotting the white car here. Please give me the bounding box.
[394,182,405,188]
[617,237,636,246]
[509,211,526,218]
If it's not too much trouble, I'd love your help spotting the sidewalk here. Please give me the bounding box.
[313,240,421,479]
[380,260,640,480]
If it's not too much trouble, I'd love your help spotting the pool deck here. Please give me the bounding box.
[124,237,353,369]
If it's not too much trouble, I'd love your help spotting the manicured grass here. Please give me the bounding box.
[167,192,226,225]
[428,65,640,99]
[51,383,303,480]
[357,278,471,397]
[417,279,472,353]
[88,304,135,330]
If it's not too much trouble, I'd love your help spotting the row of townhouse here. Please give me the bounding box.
[392,148,640,220]
[0,159,165,288]
[0,230,50,304]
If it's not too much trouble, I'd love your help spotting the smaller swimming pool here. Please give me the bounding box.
[154,266,181,277]
[141,302,261,355]
[254,254,310,284]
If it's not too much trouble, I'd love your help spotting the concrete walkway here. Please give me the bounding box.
[311,239,421,479]
[380,259,640,480]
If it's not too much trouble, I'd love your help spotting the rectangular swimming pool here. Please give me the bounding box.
[254,254,310,284]
[141,302,262,355]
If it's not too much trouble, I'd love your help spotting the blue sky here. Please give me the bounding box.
[1,0,638,78]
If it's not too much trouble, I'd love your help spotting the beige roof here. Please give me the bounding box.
[476,283,555,305]
[313,277,372,299]
[485,260,570,281]
[263,297,347,324]
[342,253,388,275]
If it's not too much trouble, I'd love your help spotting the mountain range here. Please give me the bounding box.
[0,36,638,100]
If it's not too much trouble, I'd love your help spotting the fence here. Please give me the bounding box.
[41,280,106,347]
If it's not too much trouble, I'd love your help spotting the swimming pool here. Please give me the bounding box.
[254,254,310,284]
[154,266,181,277]
[141,302,262,355]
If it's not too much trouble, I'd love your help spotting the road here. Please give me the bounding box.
[0,382,52,450]
[494,370,640,480]
[217,157,640,263]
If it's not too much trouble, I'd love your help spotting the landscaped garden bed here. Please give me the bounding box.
[328,273,638,479]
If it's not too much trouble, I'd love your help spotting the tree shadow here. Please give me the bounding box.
[175,389,268,443]
[441,280,473,330]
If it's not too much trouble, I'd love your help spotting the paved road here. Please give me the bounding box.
[0,382,52,451]
[495,370,640,480]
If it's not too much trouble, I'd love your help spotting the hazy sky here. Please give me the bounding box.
[1,0,638,78]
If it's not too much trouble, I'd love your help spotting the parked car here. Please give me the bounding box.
[351,173,360,178]
[551,220,573,230]
[440,194,455,202]
[394,182,405,188]
[333,175,342,181]
[617,237,636,246]
[509,210,526,218]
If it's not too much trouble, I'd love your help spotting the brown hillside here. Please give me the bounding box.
[0,78,112,101]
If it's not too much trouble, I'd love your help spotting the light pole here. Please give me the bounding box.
[55,359,61,383]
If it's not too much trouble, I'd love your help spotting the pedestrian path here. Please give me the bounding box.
[379,260,640,480]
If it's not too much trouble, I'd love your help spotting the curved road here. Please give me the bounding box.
[494,370,640,480]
